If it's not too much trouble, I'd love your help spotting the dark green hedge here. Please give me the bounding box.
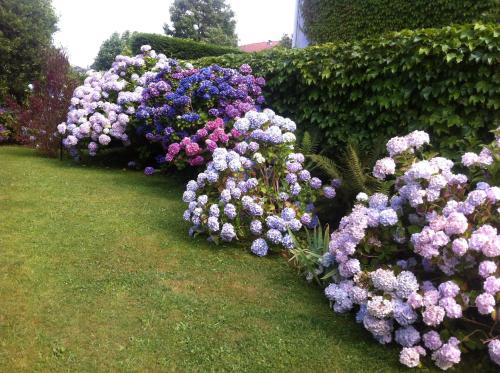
[196,23,500,157]
[129,33,241,60]
[301,0,498,43]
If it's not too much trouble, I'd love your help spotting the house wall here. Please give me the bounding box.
[292,0,309,48]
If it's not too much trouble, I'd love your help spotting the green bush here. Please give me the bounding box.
[129,33,241,60]
[196,23,500,158]
[300,0,498,43]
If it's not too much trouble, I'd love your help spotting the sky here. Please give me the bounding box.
[52,0,297,68]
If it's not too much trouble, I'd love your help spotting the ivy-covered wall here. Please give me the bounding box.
[196,24,500,157]
[300,0,498,43]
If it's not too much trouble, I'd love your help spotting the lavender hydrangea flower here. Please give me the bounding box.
[395,326,421,347]
[432,338,461,370]
[371,268,397,292]
[423,330,442,351]
[422,305,445,326]
[250,220,262,235]
[207,216,220,232]
[400,346,425,368]
[266,229,283,244]
[251,238,268,257]
[475,292,495,314]
[488,339,500,366]
[220,223,236,242]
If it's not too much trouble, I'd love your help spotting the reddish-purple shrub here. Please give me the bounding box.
[8,48,80,156]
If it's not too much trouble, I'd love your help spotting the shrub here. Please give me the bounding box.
[290,128,500,370]
[195,23,500,158]
[129,33,241,60]
[58,46,166,158]
[300,0,498,43]
[60,46,265,171]
[6,48,79,156]
[138,63,265,168]
[182,109,336,255]
[0,108,15,143]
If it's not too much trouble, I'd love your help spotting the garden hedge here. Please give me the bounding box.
[300,0,499,43]
[196,23,500,157]
[129,33,241,60]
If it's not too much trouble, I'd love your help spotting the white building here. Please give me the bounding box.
[292,0,309,48]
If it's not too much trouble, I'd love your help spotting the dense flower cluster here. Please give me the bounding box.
[182,109,335,255]
[58,46,167,155]
[306,130,499,370]
[58,47,265,171]
[137,63,265,167]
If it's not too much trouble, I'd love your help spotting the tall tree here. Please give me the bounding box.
[91,31,134,71]
[164,0,238,47]
[0,0,58,101]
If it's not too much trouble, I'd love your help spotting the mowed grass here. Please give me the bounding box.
[0,146,432,372]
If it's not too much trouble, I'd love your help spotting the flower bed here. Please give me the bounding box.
[59,46,265,170]
[293,129,500,369]
[182,109,335,254]
[57,46,499,370]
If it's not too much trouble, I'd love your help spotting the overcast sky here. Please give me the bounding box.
[52,0,297,67]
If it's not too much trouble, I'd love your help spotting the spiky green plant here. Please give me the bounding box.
[288,223,330,285]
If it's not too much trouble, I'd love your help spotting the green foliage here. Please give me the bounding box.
[289,223,330,285]
[279,34,292,49]
[92,31,135,71]
[196,23,500,158]
[300,0,498,43]
[129,32,241,60]
[164,0,237,47]
[0,0,58,101]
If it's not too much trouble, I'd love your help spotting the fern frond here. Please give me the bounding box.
[298,131,319,155]
[343,142,367,193]
[307,153,342,179]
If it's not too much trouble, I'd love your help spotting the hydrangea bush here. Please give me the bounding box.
[59,45,265,171]
[182,109,336,256]
[58,46,166,156]
[137,63,265,168]
[296,129,499,370]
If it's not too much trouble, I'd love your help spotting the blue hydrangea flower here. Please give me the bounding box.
[266,215,286,231]
[209,204,220,217]
[285,173,297,184]
[182,190,196,202]
[224,203,237,219]
[310,177,322,189]
[287,218,302,231]
[220,223,236,241]
[266,229,283,244]
[290,182,302,196]
[248,203,264,216]
[281,207,296,221]
[250,220,262,235]
[207,216,220,232]
[251,238,268,256]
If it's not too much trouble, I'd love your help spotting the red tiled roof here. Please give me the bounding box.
[239,41,280,53]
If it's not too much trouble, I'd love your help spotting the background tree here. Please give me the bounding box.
[0,0,58,102]
[279,34,292,48]
[92,31,134,71]
[164,0,238,47]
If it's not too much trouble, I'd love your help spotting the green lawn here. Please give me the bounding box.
[0,146,427,372]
